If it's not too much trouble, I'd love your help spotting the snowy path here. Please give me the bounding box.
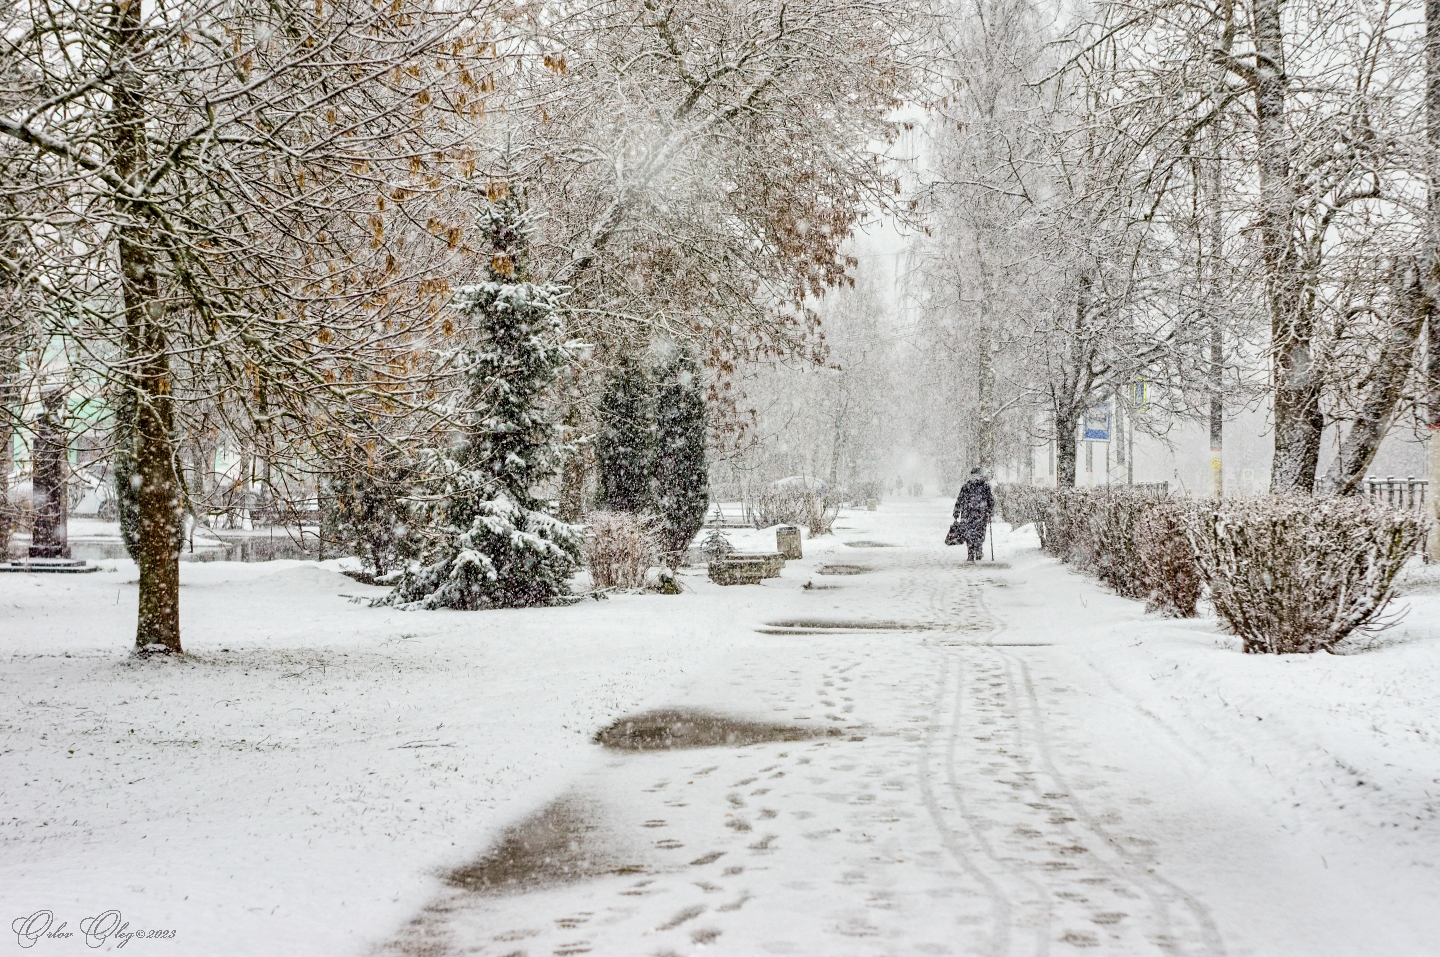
[5,499,1439,956]
[380,501,1437,957]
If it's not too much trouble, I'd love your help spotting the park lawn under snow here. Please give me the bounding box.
[2,499,1438,956]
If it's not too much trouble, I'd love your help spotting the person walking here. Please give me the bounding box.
[946,467,995,561]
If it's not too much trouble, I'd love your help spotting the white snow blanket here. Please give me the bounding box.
[2,499,1438,955]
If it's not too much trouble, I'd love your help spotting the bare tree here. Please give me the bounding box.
[0,0,478,651]
[1070,0,1432,495]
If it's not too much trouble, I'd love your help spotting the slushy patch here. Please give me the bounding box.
[594,709,841,751]
[446,795,638,895]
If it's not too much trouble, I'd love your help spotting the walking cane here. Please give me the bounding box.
[989,513,995,562]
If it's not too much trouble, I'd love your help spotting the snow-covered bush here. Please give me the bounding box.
[746,478,838,536]
[321,460,413,577]
[994,483,1048,529]
[802,490,841,536]
[386,494,581,609]
[1036,488,1098,567]
[583,511,659,590]
[999,483,1195,616]
[1134,500,1201,617]
[1184,496,1425,653]
[1086,489,1164,600]
[700,515,733,561]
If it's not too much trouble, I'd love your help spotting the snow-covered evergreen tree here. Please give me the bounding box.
[384,190,581,610]
[594,354,656,513]
[653,348,709,565]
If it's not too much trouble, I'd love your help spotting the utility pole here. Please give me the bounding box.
[1127,414,1135,486]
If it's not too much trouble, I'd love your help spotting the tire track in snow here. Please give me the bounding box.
[916,651,1016,957]
[960,575,1225,957]
[918,557,1052,957]
[997,644,1226,957]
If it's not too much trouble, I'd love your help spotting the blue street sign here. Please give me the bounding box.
[1084,401,1112,441]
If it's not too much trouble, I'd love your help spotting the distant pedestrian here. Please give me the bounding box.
[946,467,994,561]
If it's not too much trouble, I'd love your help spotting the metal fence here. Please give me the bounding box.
[1365,475,1428,510]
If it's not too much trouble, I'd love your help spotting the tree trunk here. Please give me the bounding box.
[976,320,996,475]
[0,345,16,558]
[113,0,182,653]
[1210,325,1224,497]
[1252,0,1322,493]
[974,248,997,475]
[29,388,70,558]
[1331,264,1428,495]
[123,247,183,653]
[1055,409,1078,487]
[1426,0,1440,557]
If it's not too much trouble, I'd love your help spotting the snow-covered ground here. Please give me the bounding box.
[3,499,1438,955]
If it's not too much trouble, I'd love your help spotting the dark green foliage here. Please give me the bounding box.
[595,354,656,514]
[321,461,412,576]
[384,190,581,610]
[653,349,709,565]
[385,493,581,609]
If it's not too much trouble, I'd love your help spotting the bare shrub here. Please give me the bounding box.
[583,511,658,590]
[1134,500,1201,617]
[1184,496,1425,653]
[1087,489,1165,600]
[801,491,841,536]
[994,483,1049,530]
[745,479,838,536]
[1041,488,1099,567]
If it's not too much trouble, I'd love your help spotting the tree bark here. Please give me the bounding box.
[973,244,997,475]
[1206,127,1225,498]
[1251,0,1323,493]
[113,0,182,653]
[1055,408,1078,487]
[0,344,16,558]
[1331,264,1428,494]
[1426,0,1440,557]
[29,388,70,558]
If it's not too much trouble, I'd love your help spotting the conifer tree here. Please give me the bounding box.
[594,354,657,513]
[385,189,581,609]
[653,348,709,566]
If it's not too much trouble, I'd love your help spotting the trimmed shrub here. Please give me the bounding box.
[1184,496,1425,653]
[996,484,1426,648]
[1134,500,1201,617]
[994,483,1049,530]
[1087,489,1166,600]
[583,510,658,590]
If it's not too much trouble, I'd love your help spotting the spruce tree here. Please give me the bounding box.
[594,354,657,513]
[384,189,581,609]
[653,348,709,566]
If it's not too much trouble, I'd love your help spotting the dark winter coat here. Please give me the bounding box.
[946,477,994,547]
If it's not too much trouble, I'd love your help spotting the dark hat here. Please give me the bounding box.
[970,466,982,475]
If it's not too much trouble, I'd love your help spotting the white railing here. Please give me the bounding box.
[1365,475,1428,511]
